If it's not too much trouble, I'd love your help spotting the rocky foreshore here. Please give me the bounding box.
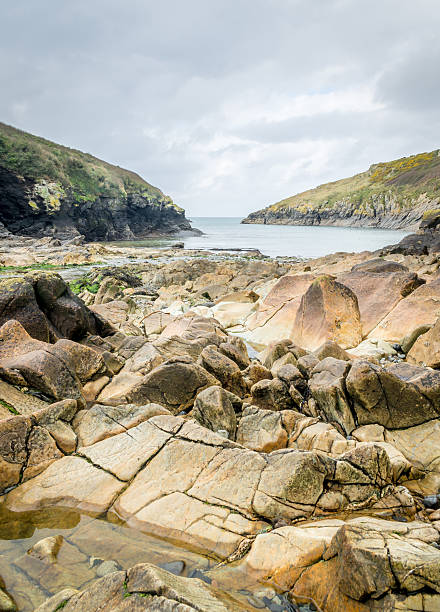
[2,231,440,611]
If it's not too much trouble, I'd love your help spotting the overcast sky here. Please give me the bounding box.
[1,1,439,217]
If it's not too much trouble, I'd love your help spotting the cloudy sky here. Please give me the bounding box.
[1,0,439,217]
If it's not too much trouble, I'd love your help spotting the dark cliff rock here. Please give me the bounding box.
[380,210,440,255]
[0,122,197,241]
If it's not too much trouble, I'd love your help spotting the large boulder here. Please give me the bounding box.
[292,275,362,351]
[346,360,440,429]
[368,277,440,344]
[124,357,220,413]
[198,346,246,396]
[192,386,237,439]
[242,273,315,349]
[408,316,440,367]
[0,320,104,404]
[309,357,354,435]
[5,417,404,558]
[0,273,109,342]
[291,518,440,612]
[338,259,423,336]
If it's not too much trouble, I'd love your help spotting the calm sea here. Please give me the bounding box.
[113,217,410,259]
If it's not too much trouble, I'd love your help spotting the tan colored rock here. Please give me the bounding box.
[250,378,295,411]
[314,340,351,362]
[78,420,173,481]
[125,357,220,412]
[236,406,288,452]
[346,360,440,429]
[244,283,316,349]
[292,275,362,351]
[198,346,246,396]
[27,535,64,564]
[211,290,259,328]
[309,357,354,434]
[32,588,79,612]
[408,316,440,367]
[0,415,31,492]
[240,520,343,590]
[338,258,423,336]
[192,386,237,438]
[35,562,238,612]
[369,277,440,343]
[5,456,125,514]
[74,402,170,447]
[23,426,63,481]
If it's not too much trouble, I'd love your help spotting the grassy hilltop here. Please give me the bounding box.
[0,122,190,240]
[243,149,440,229]
[0,121,178,206]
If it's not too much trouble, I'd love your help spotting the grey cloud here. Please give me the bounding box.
[0,0,439,216]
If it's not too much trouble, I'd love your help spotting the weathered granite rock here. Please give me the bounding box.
[338,258,423,336]
[34,562,238,611]
[369,277,440,343]
[27,535,64,564]
[309,357,354,434]
[250,377,295,411]
[291,518,440,611]
[346,360,440,429]
[243,274,315,348]
[408,316,440,367]
[0,273,108,343]
[192,386,237,439]
[293,275,362,350]
[198,346,246,396]
[124,358,220,413]
[236,406,288,452]
[0,320,103,404]
[73,402,170,447]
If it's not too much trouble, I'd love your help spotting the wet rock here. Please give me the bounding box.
[35,562,238,611]
[27,535,64,564]
[0,415,31,491]
[192,386,237,439]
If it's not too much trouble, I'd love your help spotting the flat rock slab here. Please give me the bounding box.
[5,455,125,514]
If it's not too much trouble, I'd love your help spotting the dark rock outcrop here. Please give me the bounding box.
[0,122,196,240]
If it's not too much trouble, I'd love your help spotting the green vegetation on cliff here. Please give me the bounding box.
[243,149,440,228]
[0,121,181,209]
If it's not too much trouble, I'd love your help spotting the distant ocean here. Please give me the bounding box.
[116,217,410,259]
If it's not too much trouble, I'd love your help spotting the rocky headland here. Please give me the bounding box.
[2,223,440,611]
[242,149,440,230]
[0,122,197,240]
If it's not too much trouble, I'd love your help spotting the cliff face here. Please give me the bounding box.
[242,150,440,230]
[0,122,194,240]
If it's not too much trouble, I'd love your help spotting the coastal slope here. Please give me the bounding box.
[242,149,440,230]
[0,122,194,240]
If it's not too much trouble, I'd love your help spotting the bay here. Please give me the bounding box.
[115,217,410,259]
